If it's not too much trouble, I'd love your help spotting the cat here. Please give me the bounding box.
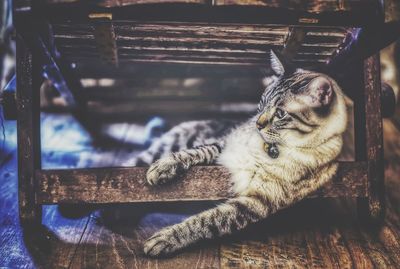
[142,50,348,257]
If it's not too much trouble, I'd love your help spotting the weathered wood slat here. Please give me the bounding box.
[36,162,367,204]
[90,13,119,66]
[53,23,290,40]
[282,27,306,61]
[44,0,380,15]
[53,22,346,42]
[66,56,269,66]
[38,1,384,26]
[51,22,347,68]
[214,0,377,12]
[61,47,271,60]
[62,53,327,67]
[58,45,336,58]
[16,35,42,225]
[53,22,289,34]
[97,0,208,7]
[60,44,269,54]
[53,35,342,50]
[55,36,285,50]
[361,55,386,222]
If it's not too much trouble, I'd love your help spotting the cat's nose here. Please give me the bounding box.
[256,114,268,130]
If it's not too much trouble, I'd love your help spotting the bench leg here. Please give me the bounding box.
[356,55,386,225]
[16,34,42,227]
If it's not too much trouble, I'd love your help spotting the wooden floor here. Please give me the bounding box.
[0,114,400,269]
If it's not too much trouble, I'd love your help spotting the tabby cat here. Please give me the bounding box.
[143,51,348,256]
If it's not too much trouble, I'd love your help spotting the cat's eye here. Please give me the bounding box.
[275,108,287,119]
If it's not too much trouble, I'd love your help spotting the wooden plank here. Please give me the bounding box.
[53,22,290,36]
[89,13,119,67]
[15,34,42,224]
[63,0,208,7]
[54,34,286,50]
[43,0,380,15]
[214,0,370,12]
[282,27,306,61]
[36,162,367,204]
[52,22,344,35]
[64,55,270,66]
[38,1,383,26]
[51,22,347,68]
[51,22,348,73]
[362,55,386,222]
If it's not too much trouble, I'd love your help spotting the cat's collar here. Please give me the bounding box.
[264,143,279,159]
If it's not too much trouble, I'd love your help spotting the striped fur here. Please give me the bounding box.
[143,51,348,256]
[146,143,223,185]
[123,120,236,167]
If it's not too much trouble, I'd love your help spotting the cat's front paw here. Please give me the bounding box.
[143,228,183,257]
[146,157,180,185]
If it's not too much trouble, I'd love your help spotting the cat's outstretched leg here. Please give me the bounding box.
[143,195,269,256]
[143,164,335,256]
[146,143,223,185]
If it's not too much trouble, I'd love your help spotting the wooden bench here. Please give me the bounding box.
[11,0,394,227]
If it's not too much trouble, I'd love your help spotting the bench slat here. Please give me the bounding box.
[36,161,367,204]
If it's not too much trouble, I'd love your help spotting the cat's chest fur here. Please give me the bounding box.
[218,120,290,194]
[217,118,331,195]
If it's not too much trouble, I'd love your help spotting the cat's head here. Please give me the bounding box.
[256,51,347,149]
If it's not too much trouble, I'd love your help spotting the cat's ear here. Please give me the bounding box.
[270,50,285,76]
[301,76,333,107]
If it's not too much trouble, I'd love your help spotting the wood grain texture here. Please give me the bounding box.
[220,197,397,269]
[44,0,380,15]
[69,209,220,269]
[363,55,386,222]
[90,15,119,67]
[36,162,367,204]
[37,1,384,27]
[52,22,347,69]
[15,34,42,224]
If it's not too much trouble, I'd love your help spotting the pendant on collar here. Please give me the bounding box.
[264,143,279,159]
